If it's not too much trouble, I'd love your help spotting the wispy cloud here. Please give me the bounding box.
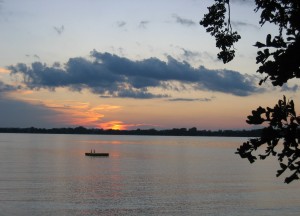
[53,25,64,35]
[168,97,212,102]
[172,14,196,27]
[29,99,124,128]
[179,48,219,63]
[180,48,202,61]
[117,21,126,28]
[45,102,104,127]
[281,84,299,92]
[8,50,263,98]
[33,54,40,59]
[25,54,40,59]
[231,0,254,5]
[232,21,259,30]
[0,80,19,92]
[138,20,149,29]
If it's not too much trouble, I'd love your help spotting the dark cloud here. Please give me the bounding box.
[52,62,61,68]
[53,25,64,35]
[8,50,263,98]
[172,14,196,27]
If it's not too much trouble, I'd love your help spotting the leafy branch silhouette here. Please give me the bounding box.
[200,0,241,63]
[236,96,300,183]
[201,0,300,183]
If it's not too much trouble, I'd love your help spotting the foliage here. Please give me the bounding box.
[236,96,300,183]
[200,0,241,63]
[200,0,300,183]
[253,0,300,86]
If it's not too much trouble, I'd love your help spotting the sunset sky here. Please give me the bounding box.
[0,0,299,130]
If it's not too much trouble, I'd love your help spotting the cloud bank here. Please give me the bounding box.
[8,50,263,98]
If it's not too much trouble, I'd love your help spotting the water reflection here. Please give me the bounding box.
[0,134,300,215]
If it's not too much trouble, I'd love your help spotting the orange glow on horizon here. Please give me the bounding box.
[99,121,128,130]
[112,124,124,130]
[8,98,126,128]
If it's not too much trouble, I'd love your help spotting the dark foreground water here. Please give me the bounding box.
[0,133,299,215]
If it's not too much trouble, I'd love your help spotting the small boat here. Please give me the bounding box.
[85,152,109,157]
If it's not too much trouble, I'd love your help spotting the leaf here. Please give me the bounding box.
[266,34,272,46]
[254,41,266,48]
[277,169,284,177]
[202,0,300,184]
[285,173,299,184]
[280,163,287,170]
[248,155,257,163]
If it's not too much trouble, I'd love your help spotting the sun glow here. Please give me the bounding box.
[8,97,126,128]
[112,124,124,130]
[99,121,127,130]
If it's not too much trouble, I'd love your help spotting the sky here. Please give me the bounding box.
[0,0,299,130]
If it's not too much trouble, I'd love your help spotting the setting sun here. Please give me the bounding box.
[100,121,127,130]
[111,124,123,130]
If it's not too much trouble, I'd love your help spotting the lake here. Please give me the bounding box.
[0,133,299,215]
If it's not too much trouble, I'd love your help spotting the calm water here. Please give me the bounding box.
[0,133,299,216]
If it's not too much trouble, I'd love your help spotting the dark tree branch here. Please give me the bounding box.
[200,0,241,63]
[201,0,300,183]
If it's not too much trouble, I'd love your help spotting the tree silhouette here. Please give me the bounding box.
[200,0,300,183]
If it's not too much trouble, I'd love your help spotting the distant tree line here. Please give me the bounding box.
[0,126,263,137]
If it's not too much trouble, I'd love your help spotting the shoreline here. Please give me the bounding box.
[0,126,262,137]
